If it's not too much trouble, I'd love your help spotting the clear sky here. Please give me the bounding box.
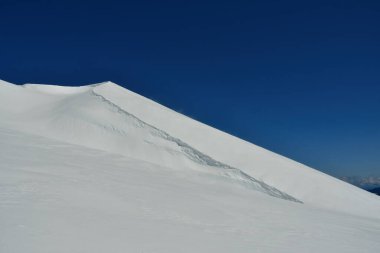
[1,0,379,177]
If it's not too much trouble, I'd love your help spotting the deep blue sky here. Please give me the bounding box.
[1,0,379,177]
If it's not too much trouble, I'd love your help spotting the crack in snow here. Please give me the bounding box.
[91,90,301,203]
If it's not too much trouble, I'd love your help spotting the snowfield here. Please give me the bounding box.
[0,80,379,252]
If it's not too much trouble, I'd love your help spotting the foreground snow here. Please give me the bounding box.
[1,127,379,253]
[0,80,379,252]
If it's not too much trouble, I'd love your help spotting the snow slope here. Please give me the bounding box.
[1,127,380,253]
[94,82,380,217]
[0,81,297,201]
[1,79,379,217]
[0,79,380,252]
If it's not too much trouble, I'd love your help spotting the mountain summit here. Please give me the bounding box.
[1,80,379,253]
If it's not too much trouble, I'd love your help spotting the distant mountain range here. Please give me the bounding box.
[340,176,380,193]
[368,187,380,196]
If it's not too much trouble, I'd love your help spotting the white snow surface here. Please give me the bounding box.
[0,79,379,252]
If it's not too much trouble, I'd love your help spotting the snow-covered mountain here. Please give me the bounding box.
[1,79,379,253]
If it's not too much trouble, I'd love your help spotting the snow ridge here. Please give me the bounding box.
[91,90,301,202]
